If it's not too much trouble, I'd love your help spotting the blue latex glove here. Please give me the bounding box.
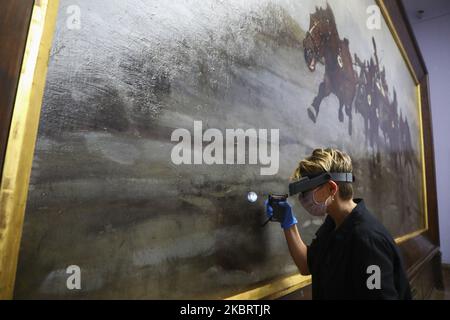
[265,199,298,230]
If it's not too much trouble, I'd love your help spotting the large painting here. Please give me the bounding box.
[15,0,426,299]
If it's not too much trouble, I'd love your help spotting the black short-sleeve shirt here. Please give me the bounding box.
[307,198,412,300]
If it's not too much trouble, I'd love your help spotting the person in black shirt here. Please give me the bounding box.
[265,148,411,299]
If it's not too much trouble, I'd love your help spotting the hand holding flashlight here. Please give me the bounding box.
[264,195,298,229]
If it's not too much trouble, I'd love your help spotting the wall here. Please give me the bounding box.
[403,1,450,264]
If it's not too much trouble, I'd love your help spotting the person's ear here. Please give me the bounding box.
[329,180,338,197]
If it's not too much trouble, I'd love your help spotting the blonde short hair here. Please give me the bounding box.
[291,148,353,200]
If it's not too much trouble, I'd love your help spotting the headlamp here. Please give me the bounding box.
[288,172,354,196]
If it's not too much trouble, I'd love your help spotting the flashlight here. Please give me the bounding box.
[262,194,289,227]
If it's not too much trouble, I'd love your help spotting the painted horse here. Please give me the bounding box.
[303,4,357,135]
[354,55,380,149]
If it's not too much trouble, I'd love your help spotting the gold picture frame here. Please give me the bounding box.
[0,0,60,299]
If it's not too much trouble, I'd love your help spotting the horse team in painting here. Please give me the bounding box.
[303,4,416,172]
[303,3,356,136]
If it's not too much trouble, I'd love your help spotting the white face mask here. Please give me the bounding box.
[298,187,332,217]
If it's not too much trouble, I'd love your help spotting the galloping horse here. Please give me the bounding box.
[354,54,381,165]
[303,4,357,135]
[354,54,371,145]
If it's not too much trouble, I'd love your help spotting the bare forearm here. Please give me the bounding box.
[284,225,310,275]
